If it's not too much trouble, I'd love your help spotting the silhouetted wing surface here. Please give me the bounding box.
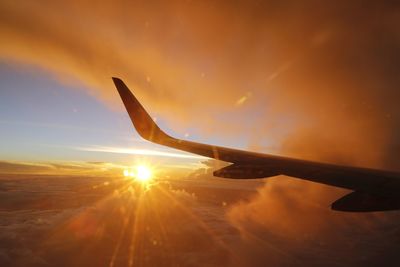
[113,77,400,211]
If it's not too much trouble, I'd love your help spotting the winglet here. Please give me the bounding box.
[112,77,170,143]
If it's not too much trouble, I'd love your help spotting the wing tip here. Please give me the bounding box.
[111,77,170,143]
[112,77,125,89]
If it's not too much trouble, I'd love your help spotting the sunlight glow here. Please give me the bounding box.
[136,165,152,182]
[124,165,153,183]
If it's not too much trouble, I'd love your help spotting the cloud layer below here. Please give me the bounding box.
[0,172,399,267]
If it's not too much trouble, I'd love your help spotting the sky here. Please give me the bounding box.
[0,2,400,267]
[0,61,204,169]
[1,0,399,174]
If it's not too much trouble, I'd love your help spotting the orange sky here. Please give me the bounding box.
[1,3,400,266]
[0,1,400,171]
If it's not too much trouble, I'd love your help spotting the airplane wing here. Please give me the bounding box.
[113,77,400,212]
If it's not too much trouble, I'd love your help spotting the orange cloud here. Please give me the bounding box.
[0,1,399,170]
[226,176,400,266]
[0,160,125,176]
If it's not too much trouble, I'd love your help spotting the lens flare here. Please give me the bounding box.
[135,165,152,182]
[123,165,153,183]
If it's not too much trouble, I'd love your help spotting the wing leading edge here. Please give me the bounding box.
[113,77,400,212]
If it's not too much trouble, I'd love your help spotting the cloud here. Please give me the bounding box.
[76,145,206,159]
[1,2,400,266]
[0,160,125,175]
[1,1,399,171]
[0,168,400,267]
[227,176,400,266]
[0,173,241,267]
[0,161,54,174]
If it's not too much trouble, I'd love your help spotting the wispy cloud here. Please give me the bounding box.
[0,160,125,175]
[76,145,206,160]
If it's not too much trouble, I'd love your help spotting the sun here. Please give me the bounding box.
[135,165,152,182]
[123,164,153,183]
